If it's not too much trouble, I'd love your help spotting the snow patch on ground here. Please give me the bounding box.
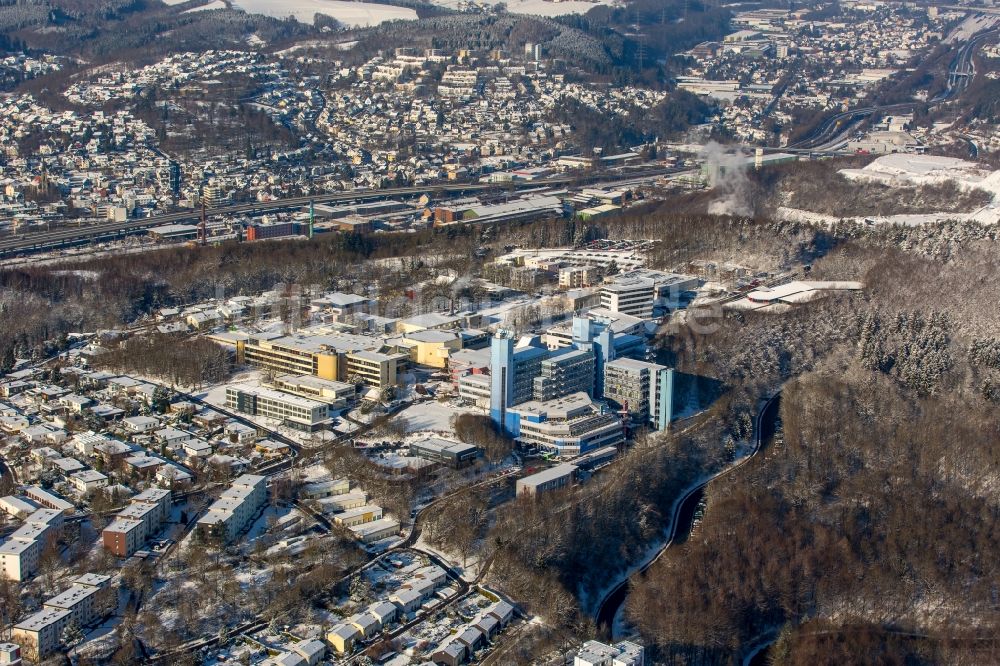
[944,13,998,44]
[840,154,998,194]
[184,0,227,12]
[397,401,474,433]
[234,0,418,26]
[414,533,480,582]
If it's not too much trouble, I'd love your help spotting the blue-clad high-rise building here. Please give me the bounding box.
[490,332,548,436]
[489,316,664,437]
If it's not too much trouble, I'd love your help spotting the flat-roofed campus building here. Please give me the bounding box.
[350,518,400,543]
[489,333,549,434]
[409,438,480,468]
[239,331,406,388]
[510,392,624,457]
[226,385,331,432]
[558,265,600,289]
[270,374,355,409]
[516,463,578,497]
[603,359,674,431]
[599,270,699,319]
[533,348,595,402]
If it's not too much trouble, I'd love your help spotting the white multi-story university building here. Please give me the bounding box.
[599,270,698,319]
[510,392,624,457]
[226,385,330,432]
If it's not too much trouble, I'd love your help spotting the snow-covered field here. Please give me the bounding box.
[234,0,417,26]
[185,0,227,12]
[944,13,998,44]
[840,153,1000,197]
[397,401,474,433]
[775,154,1000,227]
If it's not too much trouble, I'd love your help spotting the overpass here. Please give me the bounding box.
[777,26,999,152]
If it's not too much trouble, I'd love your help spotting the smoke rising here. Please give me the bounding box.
[701,142,753,217]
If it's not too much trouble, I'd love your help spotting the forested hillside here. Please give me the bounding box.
[624,231,1000,663]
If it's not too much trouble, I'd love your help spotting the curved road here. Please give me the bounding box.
[788,27,998,151]
[594,392,782,636]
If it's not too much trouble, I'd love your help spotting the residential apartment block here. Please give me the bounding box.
[13,574,114,661]
[0,509,64,581]
[101,487,171,557]
[197,474,267,543]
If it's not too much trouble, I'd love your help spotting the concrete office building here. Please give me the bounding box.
[333,504,383,528]
[516,463,578,497]
[409,438,479,468]
[270,374,356,410]
[349,517,400,543]
[240,331,406,388]
[344,349,408,389]
[321,491,369,512]
[533,348,595,402]
[567,317,620,399]
[574,640,645,666]
[197,474,267,543]
[599,270,699,319]
[226,385,331,432]
[543,313,641,350]
[457,372,492,408]
[489,315,653,434]
[390,329,463,369]
[603,359,675,431]
[559,265,599,289]
[311,292,373,321]
[510,392,625,457]
[301,478,351,499]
